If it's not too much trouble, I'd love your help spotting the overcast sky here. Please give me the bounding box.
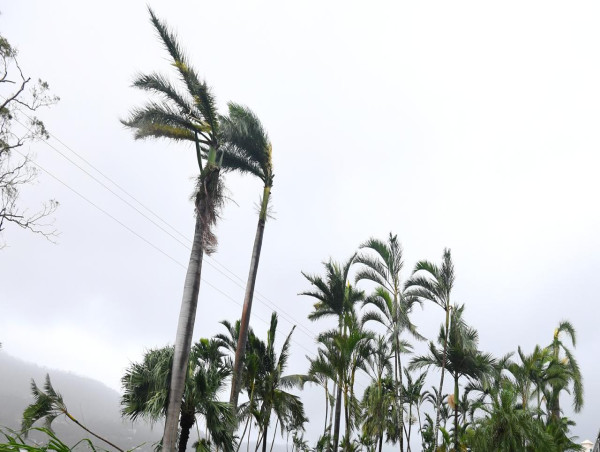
[1,0,599,446]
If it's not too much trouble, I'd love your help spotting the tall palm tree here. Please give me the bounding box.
[219,104,275,412]
[121,340,235,452]
[301,255,362,451]
[404,248,455,450]
[355,233,423,452]
[121,9,231,450]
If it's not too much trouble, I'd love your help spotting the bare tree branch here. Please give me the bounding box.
[0,32,59,247]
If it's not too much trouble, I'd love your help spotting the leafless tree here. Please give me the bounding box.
[0,32,59,246]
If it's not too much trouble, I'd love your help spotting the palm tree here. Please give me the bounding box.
[355,233,423,452]
[216,319,264,450]
[301,255,362,452]
[121,340,235,452]
[411,305,495,451]
[470,380,555,452]
[121,9,229,449]
[507,345,550,412]
[219,104,275,412]
[545,320,583,423]
[322,312,374,444]
[307,352,337,439]
[361,336,394,452]
[401,369,427,452]
[404,248,455,450]
[251,313,307,452]
[21,375,124,452]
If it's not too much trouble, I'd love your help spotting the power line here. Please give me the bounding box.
[10,111,321,343]
[11,147,322,367]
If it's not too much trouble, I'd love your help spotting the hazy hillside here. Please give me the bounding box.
[0,352,162,450]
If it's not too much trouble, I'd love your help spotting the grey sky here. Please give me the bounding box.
[1,0,599,446]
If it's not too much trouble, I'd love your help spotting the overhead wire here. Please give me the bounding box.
[10,109,369,392]
[9,110,321,344]
[12,145,323,365]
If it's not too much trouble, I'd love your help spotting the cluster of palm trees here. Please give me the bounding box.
[113,233,584,452]
[120,313,305,452]
[10,9,586,452]
[295,238,584,452]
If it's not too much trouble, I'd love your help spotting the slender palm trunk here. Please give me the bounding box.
[324,383,329,435]
[237,416,252,452]
[433,308,450,451]
[163,213,205,451]
[247,420,252,452]
[417,404,425,452]
[378,432,383,452]
[332,382,343,452]
[344,382,350,445]
[396,342,404,452]
[406,402,412,452]
[269,418,279,452]
[262,423,269,452]
[453,375,459,452]
[328,380,337,435]
[231,186,270,410]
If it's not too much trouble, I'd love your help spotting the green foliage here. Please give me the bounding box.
[121,340,235,452]
[0,427,99,451]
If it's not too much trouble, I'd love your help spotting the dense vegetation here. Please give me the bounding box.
[2,9,591,452]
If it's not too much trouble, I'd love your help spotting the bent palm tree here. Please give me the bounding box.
[543,320,583,427]
[122,9,227,450]
[22,375,124,452]
[219,104,274,411]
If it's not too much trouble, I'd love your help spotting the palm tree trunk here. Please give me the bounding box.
[262,423,269,452]
[453,375,459,452]
[269,418,279,452]
[178,411,196,452]
[333,382,343,452]
[328,381,337,435]
[344,383,350,445]
[417,403,425,452]
[231,186,270,410]
[433,308,450,451]
[324,382,329,436]
[163,213,205,451]
[378,432,383,452]
[397,342,404,452]
[406,402,412,452]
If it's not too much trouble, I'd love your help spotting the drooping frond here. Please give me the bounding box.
[132,72,196,118]
[121,102,202,142]
[219,103,272,183]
